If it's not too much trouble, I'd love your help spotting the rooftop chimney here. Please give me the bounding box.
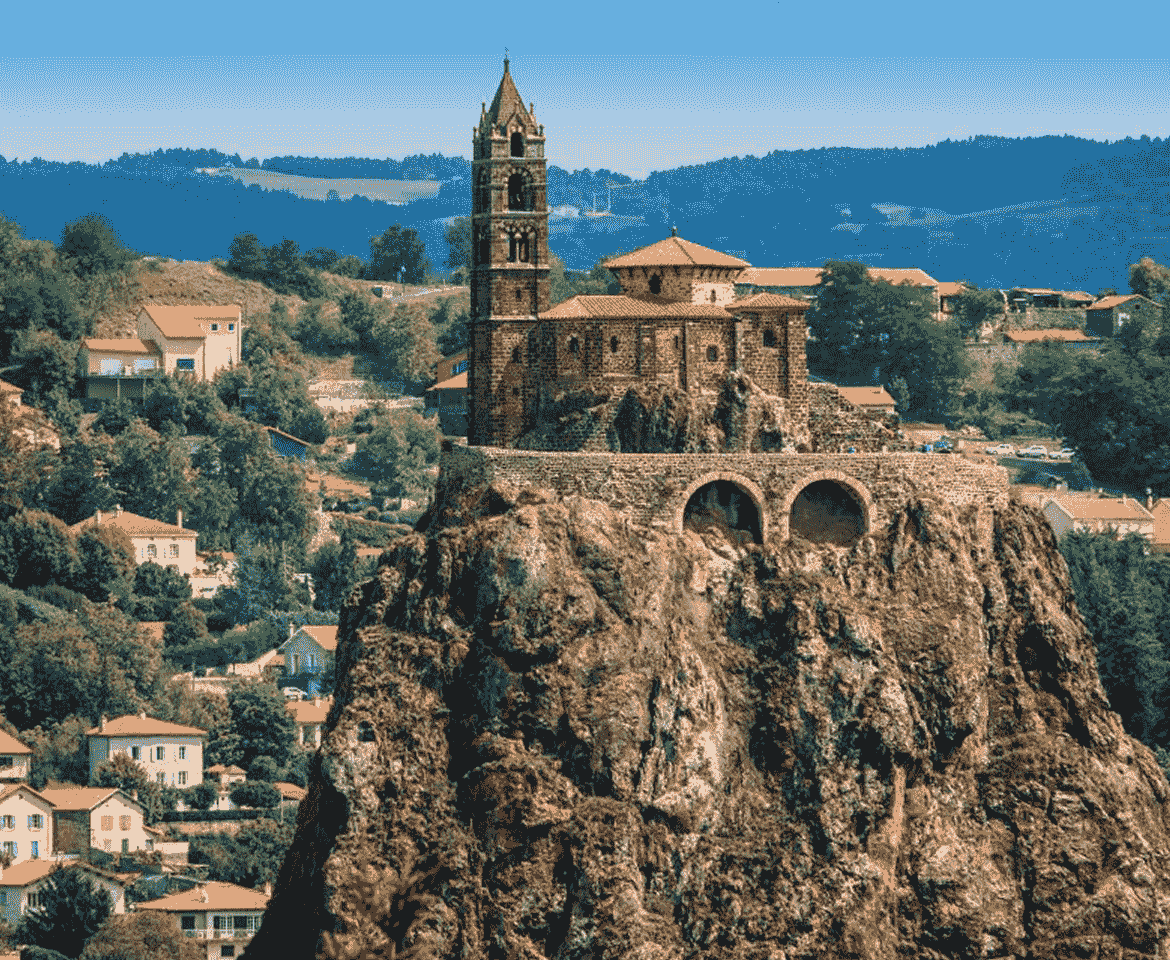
[176,509,183,529]
[115,504,123,517]
[131,789,138,801]
[139,710,147,720]
[264,881,272,897]
[96,509,102,524]
[100,715,108,733]
[671,226,678,237]
[199,885,208,903]
[1148,488,1154,510]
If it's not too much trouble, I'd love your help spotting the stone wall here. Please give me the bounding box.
[437,444,1009,542]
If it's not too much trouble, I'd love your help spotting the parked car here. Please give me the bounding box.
[984,443,1016,457]
[1017,445,1049,459]
[282,687,306,700]
[934,436,953,452]
[1051,448,1076,461]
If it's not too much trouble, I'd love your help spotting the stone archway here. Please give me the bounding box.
[677,472,768,543]
[778,470,876,544]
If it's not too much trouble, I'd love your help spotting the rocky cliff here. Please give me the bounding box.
[244,483,1170,960]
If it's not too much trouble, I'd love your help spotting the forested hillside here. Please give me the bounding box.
[2,135,1168,291]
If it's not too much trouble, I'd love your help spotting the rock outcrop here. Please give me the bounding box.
[245,484,1170,960]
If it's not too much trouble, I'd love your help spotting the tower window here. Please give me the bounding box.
[568,337,580,356]
[649,274,662,295]
[519,236,529,262]
[511,346,521,363]
[512,387,520,396]
[515,289,523,301]
[763,328,776,347]
[674,336,679,349]
[610,336,619,354]
[508,235,517,262]
[706,346,718,362]
[508,173,531,211]
[510,132,525,157]
[710,290,717,303]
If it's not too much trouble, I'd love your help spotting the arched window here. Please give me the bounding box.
[518,235,529,262]
[649,274,662,295]
[508,235,518,262]
[568,337,580,356]
[507,173,531,211]
[511,346,521,363]
[610,336,619,354]
[515,289,523,302]
[763,328,776,348]
[510,132,525,157]
[706,346,718,362]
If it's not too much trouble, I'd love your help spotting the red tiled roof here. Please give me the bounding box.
[733,292,810,310]
[86,714,207,738]
[738,266,937,288]
[0,380,23,395]
[936,282,968,297]
[0,859,123,889]
[1003,329,1097,343]
[541,295,735,320]
[1046,496,1154,521]
[0,729,31,755]
[426,372,467,392]
[37,787,139,812]
[869,268,938,286]
[297,625,338,652]
[838,386,896,408]
[136,880,269,912]
[1089,294,1153,310]
[140,304,241,339]
[287,697,332,724]
[273,781,306,801]
[83,338,161,355]
[603,236,750,269]
[0,784,54,808]
[70,508,196,538]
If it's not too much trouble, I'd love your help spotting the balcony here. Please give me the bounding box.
[86,366,164,380]
[182,928,257,940]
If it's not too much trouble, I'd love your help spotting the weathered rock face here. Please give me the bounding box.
[246,486,1170,960]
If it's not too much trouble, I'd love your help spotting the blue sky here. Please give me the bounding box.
[3,0,1169,177]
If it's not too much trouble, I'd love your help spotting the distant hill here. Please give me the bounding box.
[2,136,1168,291]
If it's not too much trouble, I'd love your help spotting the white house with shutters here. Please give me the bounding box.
[38,787,149,857]
[87,713,206,788]
[134,880,269,960]
[0,784,55,864]
[0,729,31,784]
[0,861,129,926]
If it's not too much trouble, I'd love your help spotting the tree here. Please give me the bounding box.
[337,291,383,349]
[248,755,280,782]
[129,561,192,622]
[36,440,116,526]
[229,780,281,809]
[443,217,471,272]
[92,397,136,436]
[307,532,358,612]
[162,602,210,649]
[353,411,440,499]
[91,752,149,791]
[8,329,80,408]
[435,306,471,357]
[58,214,135,277]
[263,238,326,300]
[371,305,439,391]
[103,422,195,526]
[368,225,430,284]
[79,911,203,960]
[949,284,1003,339]
[293,301,359,353]
[0,510,79,591]
[73,524,136,603]
[1129,256,1170,305]
[187,780,219,811]
[227,681,297,768]
[20,717,90,790]
[14,866,112,958]
[227,232,265,279]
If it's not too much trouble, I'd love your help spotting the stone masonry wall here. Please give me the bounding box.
[439,444,1009,542]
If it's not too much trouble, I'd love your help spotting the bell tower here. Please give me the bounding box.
[468,57,549,447]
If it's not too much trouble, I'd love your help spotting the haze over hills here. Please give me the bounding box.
[1,135,1167,291]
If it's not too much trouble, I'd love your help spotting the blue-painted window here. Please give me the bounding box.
[30,840,37,858]
[176,359,195,371]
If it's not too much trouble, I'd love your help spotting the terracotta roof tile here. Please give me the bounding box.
[936,282,968,297]
[603,236,750,269]
[733,292,810,310]
[70,508,196,538]
[287,698,332,724]
[1003,329,1097,343]
[1046,496,1154,521]
[1089,294,1150,310]
[541,295,734,321]
[85,714,207,738]
[37,787,133,812]
[426,371,467,392]
[82,338,161,355]
[739,266,937,288]
[140,305,241,340]
[136,880,269,912]
[273,781,306,801]
[0,729,31,755]
[0,859,123,888]
[837,386,896,407]
[0,380,23,395]
[0,784,54,807]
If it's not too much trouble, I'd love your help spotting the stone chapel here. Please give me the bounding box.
[468,60,812,448]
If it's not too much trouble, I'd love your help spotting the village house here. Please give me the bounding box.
[424,368,469,436]
[735,266,939,305]
[1007,288,1095,311]
[86,713,206,788]
[133,880,270,960]
[0,784,55,863]
[279,626,337,697]
[836,386,897,416]
[1042,495,1155,540]
[1085,293,1164,338]
[264,425,312,462]
[80,304,243,403]
[1,861,130,926]
[70,505,199,576]
[0,730,31,784]
[286,697,332,749]
[37,786,149,856]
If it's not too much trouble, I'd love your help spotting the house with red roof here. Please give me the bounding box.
[86,712,206,788]
[0,784,55,864]
[286,697,332,748]
[133,880,269,960]
[279,626,338,697]
[1042,495,1155,541]
[80,303,242,402]
[1,860,131,926]
[1085,293,1164,338]
[37,786,149,857]
[70,504,199,575]
[0,730,31,784]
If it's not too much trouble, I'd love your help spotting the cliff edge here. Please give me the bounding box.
[245,485,1170,960]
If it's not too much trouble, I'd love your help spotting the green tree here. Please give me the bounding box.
[227,681,297,768]
[1129,256,1170,305]
[443,217,471,272]
[129,561,192,622]
[371,305,439,391]
[58,214,135,277]
[353,410,440,499]
[79,911,203,960]
[949,283,1004,339]
[91,752,149,791]
[307,532,358,612]
[162,602,210,649]
[104,422,195,525]
[14,866,112,958]
[368,225,430,284]
[337,291,383,349]
[37,440,116,526]
[73,524,136,603]
[187,780,219,811]
[263,238,326,300]
[228,233,265,278]
[303,246,340,271]
[293,301,359,352]
[8,329,80,407]
[248,755,280,782]
[20,717,91,789]
[436,306,471,357]
[229,780,281,809]
[188,818,293,888]
[0,510,79,591]
[92,397,136,436]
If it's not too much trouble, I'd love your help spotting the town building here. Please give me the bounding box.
[0,861,130,926]
[0,730,31,784]
[70,505,199,576]
[1085,293,1164,338]
[133,880,269,960]
[279,626,337,697]
[37,787,149,856]
[1042,495,1155,540]
[1006,288,1095,311]
[86,713,206,788]
[81,304,243,403]
[264,425,312,462]
[0,784,55,863]
[735,266,939,305]
[836,386,897,415]
[287,697,332,749]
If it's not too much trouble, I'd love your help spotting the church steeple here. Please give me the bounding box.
[467,59,550,447]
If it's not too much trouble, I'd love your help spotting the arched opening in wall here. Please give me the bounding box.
[763,328,776,347]
[684,481,762,545]
[789,480,865,546]
[568,336,580,357]
[510,132,525,157]
[710,290,717,303]
[649,274,662,295]
[507,173,531,211]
